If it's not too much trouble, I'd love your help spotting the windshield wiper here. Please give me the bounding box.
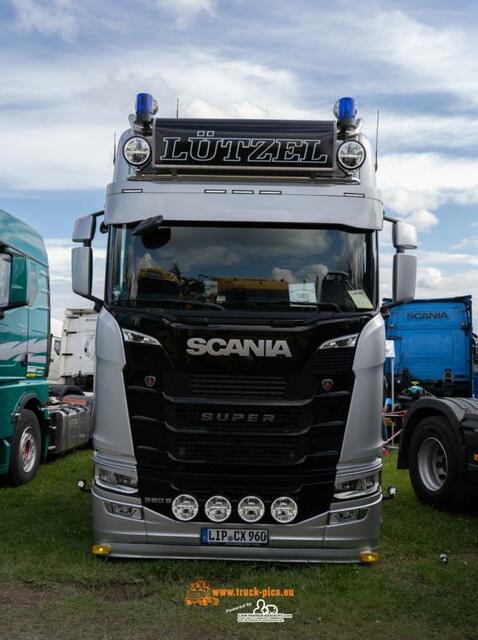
[136,298,226,311]
[289,302,341,311]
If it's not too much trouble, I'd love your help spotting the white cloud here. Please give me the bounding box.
[0,49,301,190]
[152,0,216,26]
[417,266,443,289]
[9,0,80,39]
[404,209,438,233]
[378,152,478,215]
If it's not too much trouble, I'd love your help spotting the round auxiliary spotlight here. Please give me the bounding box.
[172,494,199,521]
[123,136,151,166]
[237,496,265,523]
[336,140,366,172]
[270,497,298,524]
[205,495,232,523]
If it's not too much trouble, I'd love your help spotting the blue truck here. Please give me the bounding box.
[384,296,478,509]
[384,296,475,398]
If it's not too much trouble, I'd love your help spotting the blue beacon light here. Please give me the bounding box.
[335,97,357,128]
[135,92,154,124]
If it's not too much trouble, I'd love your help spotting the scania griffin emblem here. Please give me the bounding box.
[144,375,156,388]
[321,378,334,391]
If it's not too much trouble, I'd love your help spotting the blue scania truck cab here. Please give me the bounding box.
[384,296,474,397]
[386,297,478,510]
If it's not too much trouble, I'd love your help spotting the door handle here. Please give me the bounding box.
[20,352,28,367]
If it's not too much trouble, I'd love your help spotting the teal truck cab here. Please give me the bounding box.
[0,209,91,485]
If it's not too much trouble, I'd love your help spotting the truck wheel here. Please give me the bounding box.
[408,415,466,509]
[9,410,42,486]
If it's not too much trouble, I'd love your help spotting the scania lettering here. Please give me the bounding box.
[186,337,292,358]
[72,94,418,562]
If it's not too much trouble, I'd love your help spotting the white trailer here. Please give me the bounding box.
[56,308,97,391]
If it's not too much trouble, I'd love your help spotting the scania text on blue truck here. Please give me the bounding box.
[72,95,418,562]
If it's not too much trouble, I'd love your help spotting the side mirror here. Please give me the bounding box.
[71,211,104,308]
[72,246,93,298]
[392,220,417,250]
[393,253,417,304]
[73,214,96,244]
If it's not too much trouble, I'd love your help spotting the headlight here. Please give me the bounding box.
[319,333,358,350]
[205,495,232,523]
[109,502,143,520]
[123,136,151,166]
[122,328,159,345]
[270,497,298,523]
[95,465,138,494]
[172,494,199,521]
[336,140,366,172]
[237,496,265,523]
[334,473,380,500]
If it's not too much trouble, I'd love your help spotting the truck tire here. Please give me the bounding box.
[9,409,42,486]
[408,415,467,509]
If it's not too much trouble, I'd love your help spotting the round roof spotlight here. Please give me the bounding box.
[237,496,265,523]
[270,497,298,524]
[123,136,151,166]
[337,140,366,172]
[205,495,232,523]
[172,494,199,521]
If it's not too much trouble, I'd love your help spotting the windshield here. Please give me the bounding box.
[107,224,376,314]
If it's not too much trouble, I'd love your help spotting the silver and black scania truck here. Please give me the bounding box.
[72,94,418,562]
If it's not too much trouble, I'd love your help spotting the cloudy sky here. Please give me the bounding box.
[1,0,478,331]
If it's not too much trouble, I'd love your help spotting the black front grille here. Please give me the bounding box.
[124,341,172,370]
[169,434,300,464]
[189,374,287,399]
[304,347,355,375]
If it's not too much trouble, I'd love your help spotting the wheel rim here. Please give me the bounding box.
[19,426,37,474]
[417,436,448,492]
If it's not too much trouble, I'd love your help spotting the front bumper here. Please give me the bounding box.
[91,484,382,563]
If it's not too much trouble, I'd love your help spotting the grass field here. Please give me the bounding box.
[0,450,477,640]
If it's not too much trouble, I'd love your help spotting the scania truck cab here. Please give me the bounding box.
[72,95,417,562]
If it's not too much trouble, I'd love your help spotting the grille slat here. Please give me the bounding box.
[189,374,287,399]
[304,347,355,375]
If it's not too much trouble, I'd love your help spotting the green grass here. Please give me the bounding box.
[0,450,477,640]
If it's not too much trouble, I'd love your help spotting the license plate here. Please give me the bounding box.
[200,527,268,546]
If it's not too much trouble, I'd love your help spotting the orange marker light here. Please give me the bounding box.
[359,550,380,564]
[92,544,112,556]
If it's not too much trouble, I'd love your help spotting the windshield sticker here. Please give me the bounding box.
[288,283,317,305]
[347,289,373,309]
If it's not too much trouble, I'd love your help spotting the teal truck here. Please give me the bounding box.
[0,209,91,485]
